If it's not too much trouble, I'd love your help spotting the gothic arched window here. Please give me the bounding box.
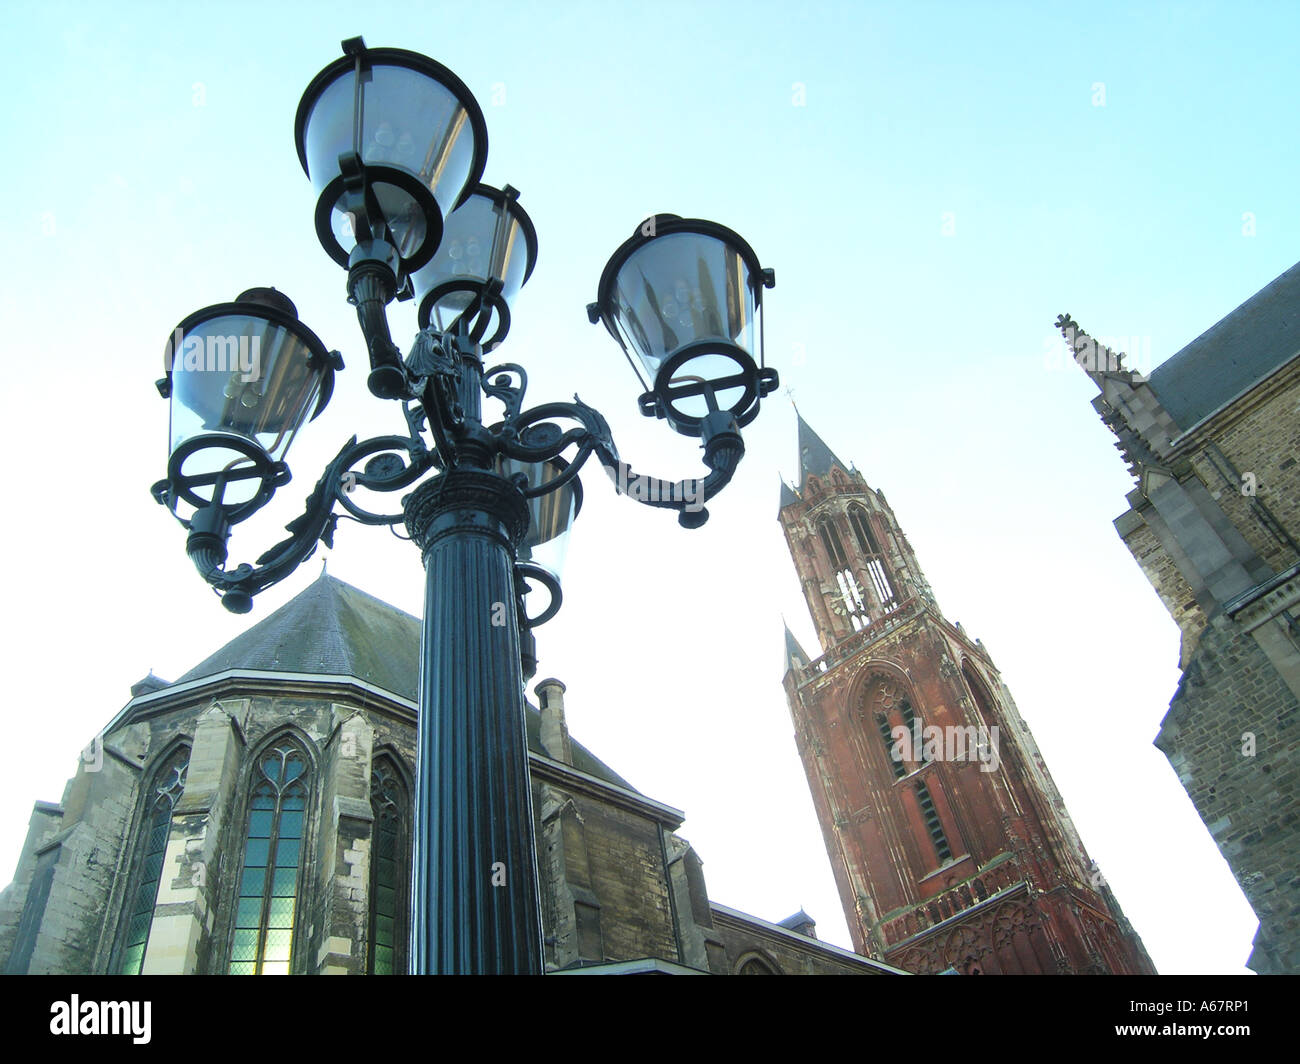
[117,744,190,974]
[818,515,867,629]
[368,756,410,975]
[869,680,929,776]
[818,516,847,568]
[865,678,956,869]
[848,505,897,611]
[229,737,313,975]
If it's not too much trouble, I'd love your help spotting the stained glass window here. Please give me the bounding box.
[229,739,311,975]
[368,758,409,975]
[119,746,190,975]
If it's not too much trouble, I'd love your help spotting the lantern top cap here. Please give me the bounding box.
[235,287,299,319]
[293,39,489,186]
[593,215,769,321]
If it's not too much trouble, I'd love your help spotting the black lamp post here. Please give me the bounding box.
[151,37,777,975]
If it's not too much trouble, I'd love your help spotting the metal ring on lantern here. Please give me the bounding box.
[636,339,768,436]
[313,165,444,273]
[418,279,512,348]
[165,434,291,524]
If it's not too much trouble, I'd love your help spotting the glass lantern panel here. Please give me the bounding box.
[168,315,323,506]
[609,231,758,387]
[411,194,530,325]
[304,63,476,247]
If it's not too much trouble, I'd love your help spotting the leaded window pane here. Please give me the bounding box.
[263,929,293,962]
[235,897,263,928]
[267,898,295,926]
[231,930,258,961]
[243,838,270,867]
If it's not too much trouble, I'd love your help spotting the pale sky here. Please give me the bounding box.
[3,0,1297,974]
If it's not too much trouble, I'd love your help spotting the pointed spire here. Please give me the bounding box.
[778,475,799,514]
[796,411,849,490]
[783,620,811,676]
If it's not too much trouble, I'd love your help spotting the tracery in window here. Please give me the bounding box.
[368,756,410,975]
[229,738,311,975]
[819,516,868,629]
[870,680,928,775]
[118,745,190,975]
[818,516,847,569]
[848,504,897,611]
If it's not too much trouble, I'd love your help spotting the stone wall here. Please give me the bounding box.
[1156,612,1300,973]
[1184,359,1300,576]
[1117,507,1208,666]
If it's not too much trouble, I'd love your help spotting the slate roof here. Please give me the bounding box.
[783,623,812,674]
[796,412,848,488]
[778,476,800,513]
[170,572,635,790]
[176,573,420,694]
[777,909,817,932]
[1147,260,1300,433]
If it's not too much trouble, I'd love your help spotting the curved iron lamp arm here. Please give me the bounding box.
[182,431,434,612]
[487,366,747,528]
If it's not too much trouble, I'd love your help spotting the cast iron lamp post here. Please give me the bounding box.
[151,37,778,975]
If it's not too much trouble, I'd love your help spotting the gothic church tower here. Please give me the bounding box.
[779,414,1155,974]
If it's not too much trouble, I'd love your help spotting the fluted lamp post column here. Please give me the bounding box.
[151,37,778,975]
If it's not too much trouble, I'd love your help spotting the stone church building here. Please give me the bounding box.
[778,415,1156,974]
[0,573,901,976]
[1062,260,1300,974]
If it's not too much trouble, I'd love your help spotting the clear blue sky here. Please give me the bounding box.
[2,0,1297,974]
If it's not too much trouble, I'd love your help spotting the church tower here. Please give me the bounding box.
[779,414,1155,974]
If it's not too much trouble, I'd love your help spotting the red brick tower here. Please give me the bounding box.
[779,413,1155,974]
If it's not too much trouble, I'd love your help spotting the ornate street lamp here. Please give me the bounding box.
[151,38,777,975]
